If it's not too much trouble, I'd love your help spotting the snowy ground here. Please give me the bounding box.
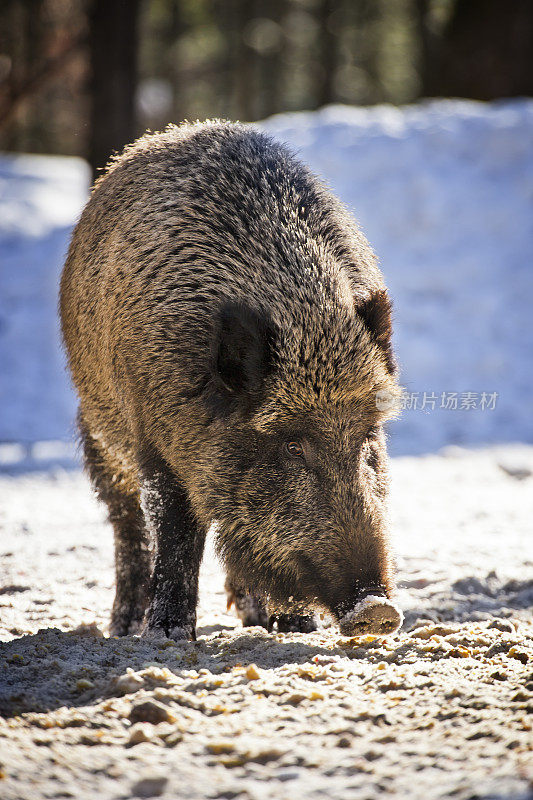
[1,101,532,798]
[1,446,532,800]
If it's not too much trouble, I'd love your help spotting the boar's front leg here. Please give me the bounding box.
[138,447,206,641]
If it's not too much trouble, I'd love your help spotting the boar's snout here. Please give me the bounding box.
[336,593,403,638]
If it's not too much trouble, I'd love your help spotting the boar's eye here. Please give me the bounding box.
[284,440,304,459]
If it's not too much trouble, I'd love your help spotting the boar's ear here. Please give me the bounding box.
[213,301,276,401]
[356,289,396,374]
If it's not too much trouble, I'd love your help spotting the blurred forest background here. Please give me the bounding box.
[1,0,532,178]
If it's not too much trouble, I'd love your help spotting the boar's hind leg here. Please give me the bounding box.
[79,416,151,636]
[138,447,206,641]
[225,577,268,629]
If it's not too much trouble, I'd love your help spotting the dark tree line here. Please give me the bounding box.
[1,0,532,180]
[418,0,533,100]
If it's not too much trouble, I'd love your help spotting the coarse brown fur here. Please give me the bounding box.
[60,120,401,640]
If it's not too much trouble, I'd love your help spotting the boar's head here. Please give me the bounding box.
[199,289,403,636]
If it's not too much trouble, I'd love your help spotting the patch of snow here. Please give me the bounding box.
[0,154,89,450]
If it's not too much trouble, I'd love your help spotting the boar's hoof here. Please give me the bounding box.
[338,596,403,638]
[109,615,145,638]
[240,606,269,629]
[140,623,195,642]
[272,613,317,633]
[226,583,269,628]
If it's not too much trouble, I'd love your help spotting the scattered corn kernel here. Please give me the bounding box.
[75,679,95,692]
[245,664,261,680]
[206,741,235,754]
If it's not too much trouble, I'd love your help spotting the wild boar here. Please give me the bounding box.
[60,120,403,640]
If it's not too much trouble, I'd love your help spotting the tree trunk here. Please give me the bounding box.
[233,0,255,121]
[168,0,184,124]
[316,0,337,108]
[257,0,285,120]
[88,0,141,181]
